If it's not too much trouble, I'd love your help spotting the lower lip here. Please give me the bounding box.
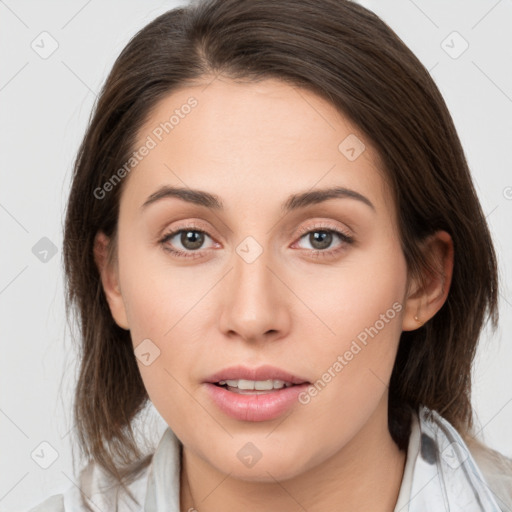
[203,383,310,422]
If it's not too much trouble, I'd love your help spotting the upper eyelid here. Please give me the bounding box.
[295,221,352,236]
[160,220,214,238]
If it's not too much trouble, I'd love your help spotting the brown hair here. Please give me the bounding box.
[63,0,499,506]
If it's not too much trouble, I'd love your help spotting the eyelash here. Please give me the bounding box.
[158,222,355,260]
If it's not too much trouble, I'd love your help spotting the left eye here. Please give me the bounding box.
[296,229,352,251]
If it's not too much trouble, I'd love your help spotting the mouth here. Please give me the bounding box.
[204,364,310,389]
[202,365,311,421]
[212,379,301,394]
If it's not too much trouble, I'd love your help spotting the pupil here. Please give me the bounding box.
[310,231,332,250]
[181,230,204,250]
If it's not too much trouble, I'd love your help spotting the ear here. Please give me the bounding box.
[402,230,454,331]
[93,231,130,330]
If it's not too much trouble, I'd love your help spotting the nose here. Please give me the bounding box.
[218,244,292,344]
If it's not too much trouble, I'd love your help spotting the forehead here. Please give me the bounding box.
[123,77,391,216]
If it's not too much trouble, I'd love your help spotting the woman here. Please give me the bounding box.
[29,0,512,510]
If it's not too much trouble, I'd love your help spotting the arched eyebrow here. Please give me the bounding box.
[282,187,375,212]
[140,185,375,213]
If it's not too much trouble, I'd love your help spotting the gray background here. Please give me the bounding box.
[1,1,511,510]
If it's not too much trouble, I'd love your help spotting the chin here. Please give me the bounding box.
[209,448,311,483]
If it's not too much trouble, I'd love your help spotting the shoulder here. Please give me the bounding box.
[27,457,153,512]
[418,405,512,512]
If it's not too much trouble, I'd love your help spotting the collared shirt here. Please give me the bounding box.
[28,405,512,511]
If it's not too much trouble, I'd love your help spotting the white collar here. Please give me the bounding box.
[398,406,502,511]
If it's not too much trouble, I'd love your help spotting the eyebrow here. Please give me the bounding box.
[140,185,375,213]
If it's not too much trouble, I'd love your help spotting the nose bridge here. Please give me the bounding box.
[234,243,272,299]
[219,236,288,340]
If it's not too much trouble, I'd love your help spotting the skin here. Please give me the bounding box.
[94,77,453,512]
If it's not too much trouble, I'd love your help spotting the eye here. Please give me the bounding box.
[159,227,217,259]
[294,224,354,258]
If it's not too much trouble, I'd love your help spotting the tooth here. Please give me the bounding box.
[254,379,274,390]
[220,379,295,390]
[237,379,256,390]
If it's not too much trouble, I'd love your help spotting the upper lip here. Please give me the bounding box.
[204,365,310,385]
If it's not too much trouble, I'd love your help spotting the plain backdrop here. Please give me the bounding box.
[1,1,511,510]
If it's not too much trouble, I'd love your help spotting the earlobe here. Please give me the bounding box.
[402,230,454,331]
[93,231,130,330]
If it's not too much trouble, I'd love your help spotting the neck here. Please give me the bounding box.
[180,400,407,512]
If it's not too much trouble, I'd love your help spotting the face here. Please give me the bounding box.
[99,77,415,482]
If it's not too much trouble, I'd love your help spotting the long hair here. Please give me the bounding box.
[62,0,499,505]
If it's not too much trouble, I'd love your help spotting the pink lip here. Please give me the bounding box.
[203,382,311,421]
[203,364,311,422]
[203,364,309,385]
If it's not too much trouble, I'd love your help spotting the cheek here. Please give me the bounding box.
[295,238,407,345]
[288,251,407,459]
[122,272,202,430]
[115,238,205,401]
[293,238,407,401]
[118,234,205,338]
